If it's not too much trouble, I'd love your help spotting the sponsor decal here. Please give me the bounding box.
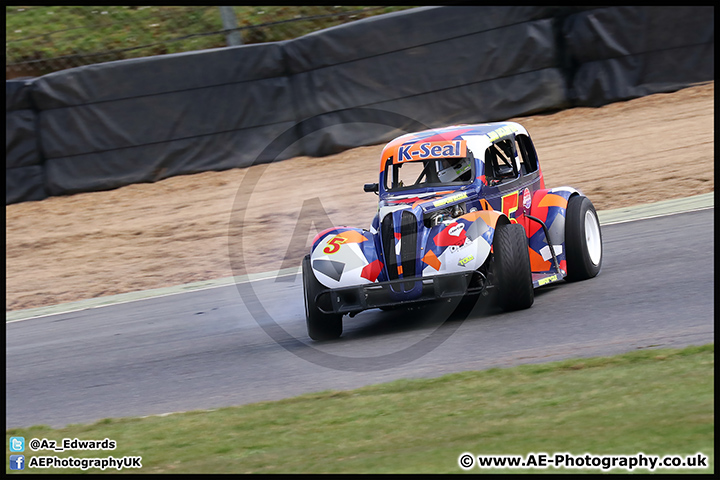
[537,274,558,286]
[486,124,519,142]
[433,192,468,207]
[448,223,465,237]
[523,188,532,210]
[434,222,467,247]
[398,140,467,163]
[458,255,474,267]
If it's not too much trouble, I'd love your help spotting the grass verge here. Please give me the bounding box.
[6,6,415,77]
[6,344,713,474]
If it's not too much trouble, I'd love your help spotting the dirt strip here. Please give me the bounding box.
[6,82,714,311]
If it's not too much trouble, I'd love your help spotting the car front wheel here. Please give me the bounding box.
[302,254,343,341]
[493,222,534,311]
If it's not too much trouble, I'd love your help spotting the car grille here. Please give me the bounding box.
[400,210,417,278]
[381,214,398,280]
[381,210,418,283]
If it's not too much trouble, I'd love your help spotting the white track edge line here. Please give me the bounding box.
[7,194,714,323]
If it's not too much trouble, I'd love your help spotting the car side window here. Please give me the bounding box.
[515,134,538,175]
[485,139,519,186]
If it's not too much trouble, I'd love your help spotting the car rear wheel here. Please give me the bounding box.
[302,254,343,341]
[493,222,534,311]
[565,195,603,281]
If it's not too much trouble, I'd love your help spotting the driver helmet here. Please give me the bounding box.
[437,155,472,182]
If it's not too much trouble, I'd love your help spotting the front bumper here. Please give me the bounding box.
[315,271,486,314]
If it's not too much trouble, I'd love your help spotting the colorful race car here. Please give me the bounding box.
[303,122,602,340]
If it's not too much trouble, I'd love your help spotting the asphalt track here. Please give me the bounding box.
[6,199,714,429]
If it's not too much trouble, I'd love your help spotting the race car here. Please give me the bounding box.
[303,122,602,340]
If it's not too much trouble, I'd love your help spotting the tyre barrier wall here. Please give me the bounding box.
[6,78,47,203]
[30,42,301,198]
[5,6,714,204]
[283,6,572,158]
[565,6,715,107]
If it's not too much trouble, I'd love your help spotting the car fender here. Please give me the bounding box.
[310,227,382,288]
[420,210,507,276]
[526,187,579,273]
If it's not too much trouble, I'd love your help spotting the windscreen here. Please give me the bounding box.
[384,155,473,192]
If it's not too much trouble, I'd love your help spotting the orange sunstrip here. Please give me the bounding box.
[380,140,467,170]
[538,193,567,209]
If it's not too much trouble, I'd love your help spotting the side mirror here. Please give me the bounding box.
[363,183,379,194]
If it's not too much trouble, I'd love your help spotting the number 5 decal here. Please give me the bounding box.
[323,235,347,254]
[501,191,519,223]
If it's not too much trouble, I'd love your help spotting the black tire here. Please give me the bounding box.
[565,196,603,282]
[302,254,342,341]
[493,222,534,311]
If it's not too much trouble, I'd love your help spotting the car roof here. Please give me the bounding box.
[380,122,529,170]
